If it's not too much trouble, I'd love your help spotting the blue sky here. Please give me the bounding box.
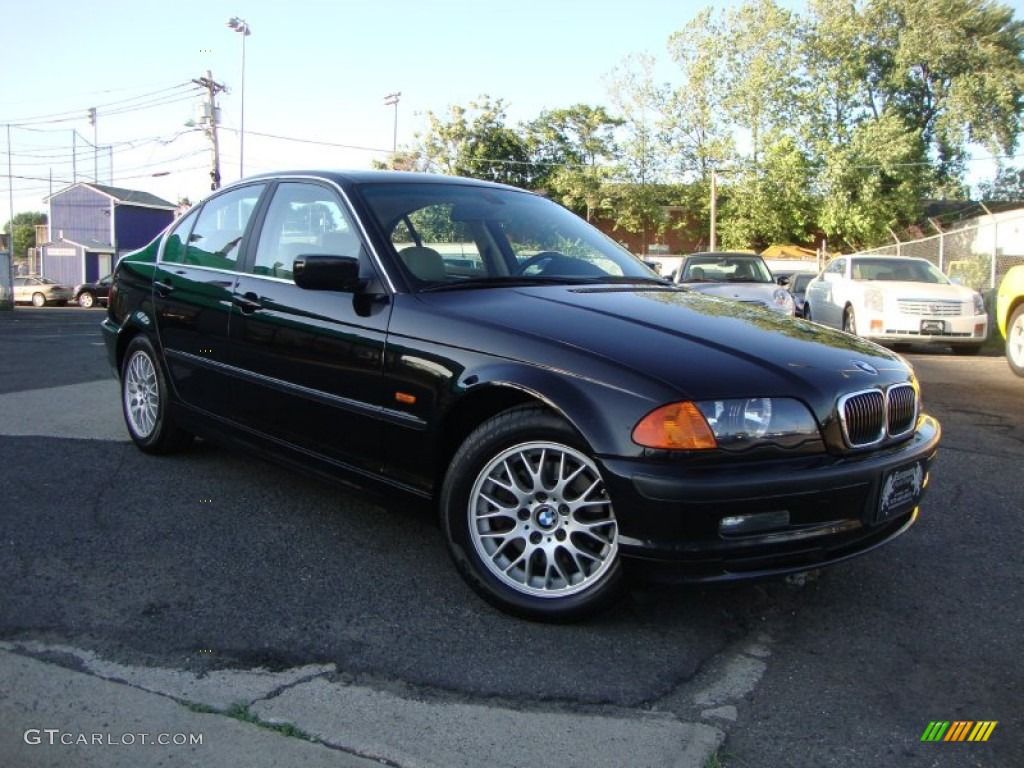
[4,0,1024,217]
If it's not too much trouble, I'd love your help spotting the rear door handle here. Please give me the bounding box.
[154,280,174,296]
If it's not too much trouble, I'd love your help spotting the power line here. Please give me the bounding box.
[0,83,198,126]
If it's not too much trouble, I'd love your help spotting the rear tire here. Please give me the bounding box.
[79,291,96,308]
[31,292,46,307]
[440,406,624,621]
[121,336,193,454]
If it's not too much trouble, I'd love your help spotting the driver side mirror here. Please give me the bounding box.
[294,255,362,292]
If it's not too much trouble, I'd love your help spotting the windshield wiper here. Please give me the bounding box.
[417,276,584,293]
[418,274,671,293]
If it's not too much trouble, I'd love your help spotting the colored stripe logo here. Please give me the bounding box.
[921,721,997,742]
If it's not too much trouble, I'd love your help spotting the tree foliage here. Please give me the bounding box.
[3,212,47,260]
[404,0,1024,253]
[419,97,536,188]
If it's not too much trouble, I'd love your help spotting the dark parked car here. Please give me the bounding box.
[779,270,817,318]
[74,273,112,308]
[102,171,940,621]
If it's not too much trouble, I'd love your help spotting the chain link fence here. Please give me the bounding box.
[853,210,1024,297]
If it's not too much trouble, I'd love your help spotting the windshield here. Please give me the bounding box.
[791,273,814,292]
[850,258,949,284]
[357,181,659,289]
[679,254,773,284]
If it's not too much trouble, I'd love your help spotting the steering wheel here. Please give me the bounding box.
[514,251,567,276]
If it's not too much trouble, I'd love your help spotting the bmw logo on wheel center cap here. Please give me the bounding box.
[536,506,557,530]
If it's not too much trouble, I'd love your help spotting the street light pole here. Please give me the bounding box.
[227,17,251,178]
[710,169,718,252]
[383,92,401,153]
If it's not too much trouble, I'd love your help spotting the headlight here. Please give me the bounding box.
[633,398,822,452]
[973,293,985,315]
[864,288,884,312]
[772,288,794,311]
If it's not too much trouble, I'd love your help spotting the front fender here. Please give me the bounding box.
[449,359,665,459]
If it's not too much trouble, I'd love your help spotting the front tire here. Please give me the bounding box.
[842,305,857,335]
[121,336,192,454]
[1007,305,1024,377]
[78,291,95,308]
[440,406,624,621]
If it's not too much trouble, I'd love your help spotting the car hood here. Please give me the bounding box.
[871,281,976,300]
[405,284,910,405]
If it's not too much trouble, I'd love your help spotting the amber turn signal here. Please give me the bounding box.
[632,402,718,450]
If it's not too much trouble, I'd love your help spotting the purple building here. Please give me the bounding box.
[39,183,176,287]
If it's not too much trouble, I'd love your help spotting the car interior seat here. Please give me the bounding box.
[399,246,447,281]
[732,261,755,280]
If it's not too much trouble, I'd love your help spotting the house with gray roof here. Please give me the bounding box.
[39,182,176,288]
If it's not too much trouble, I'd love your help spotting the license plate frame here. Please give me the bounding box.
[920,319,945,334]
[876,462,924,523]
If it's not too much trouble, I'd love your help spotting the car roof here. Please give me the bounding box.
[227,169,523,193]
[684,257,765,264]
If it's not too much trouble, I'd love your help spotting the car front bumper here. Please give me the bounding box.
[859,310,988,345]
[598,415,940,582]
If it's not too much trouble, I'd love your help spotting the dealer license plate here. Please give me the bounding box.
[877,462,924,522]
[920,319,945,334]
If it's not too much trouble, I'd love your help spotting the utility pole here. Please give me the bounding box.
[709,169,718,252]
[384,92,401,153]
[88,107,98,182]
[192,71,225,190]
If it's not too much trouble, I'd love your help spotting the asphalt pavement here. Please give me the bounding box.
[1,306,1021,768]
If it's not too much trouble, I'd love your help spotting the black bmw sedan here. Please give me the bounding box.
[102,171,940,621]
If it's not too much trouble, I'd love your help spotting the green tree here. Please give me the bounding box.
[417,96,536,188]
[978,165,1024,200]
[604,53,673,251]
[665,8,735,181]
[719,0,805,163]
[718,137,817,250]
[524,104,622,219]
[816,112,930,250]
[3,212,47,260]
[874,0,1024,188]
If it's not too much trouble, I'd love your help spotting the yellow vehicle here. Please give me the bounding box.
[996,265,1024,377]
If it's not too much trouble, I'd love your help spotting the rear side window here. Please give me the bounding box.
[182,185,265,270]
[161,208,199,264]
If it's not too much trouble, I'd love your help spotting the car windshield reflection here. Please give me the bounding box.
[358,182,659,290]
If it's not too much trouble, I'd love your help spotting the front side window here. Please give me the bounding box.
[183,184,264,270]
[251,183,362,280]
[359,182,656,289]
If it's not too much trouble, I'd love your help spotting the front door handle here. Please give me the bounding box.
[233,292,263,313]
[154,280,174,296]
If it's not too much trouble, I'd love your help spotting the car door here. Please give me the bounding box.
[13,277,28,303]
[808,258,846,328]
[226,180,391,474]
[152,183,267,410]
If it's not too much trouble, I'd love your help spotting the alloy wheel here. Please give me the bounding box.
[124,350,159,439]
[467,441,618,598]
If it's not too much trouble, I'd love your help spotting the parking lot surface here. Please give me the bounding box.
[1,307,1020,767]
